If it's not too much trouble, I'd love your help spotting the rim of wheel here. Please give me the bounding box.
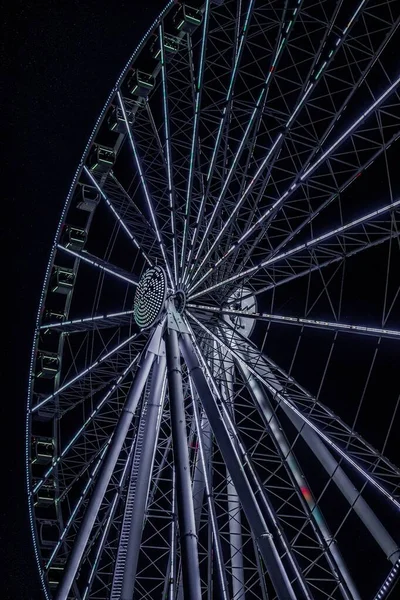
[26,1,400,599]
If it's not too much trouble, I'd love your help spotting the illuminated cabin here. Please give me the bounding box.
[31,436,55,465]
[127,69,155,98]
[36,352,60,380]
[50,266,75,294]
[76,184,100,212]
[151,33,181,59]
[87,145,116,175]
[108,104,135,134]
[34,479,57,507]
[62,225,87,251]
[174,4,203,33]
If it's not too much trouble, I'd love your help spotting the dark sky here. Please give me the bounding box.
[4,2,166,598]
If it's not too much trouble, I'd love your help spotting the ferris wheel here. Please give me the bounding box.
[26,1,400,599]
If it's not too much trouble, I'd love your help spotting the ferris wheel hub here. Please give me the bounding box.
[133,266,167,329]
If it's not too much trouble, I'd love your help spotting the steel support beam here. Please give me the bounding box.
[218,352,246,600]
[165,326,202,600]
[237,359,359,600]
[55,337,157,600]
[180,333,298,600]
[192,411,212,532]
[236,343,400,566]
[119,354,167,600]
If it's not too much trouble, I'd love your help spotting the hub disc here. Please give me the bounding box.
[133,266,167,329]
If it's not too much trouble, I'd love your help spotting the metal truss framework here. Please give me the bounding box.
[26,1,400,600]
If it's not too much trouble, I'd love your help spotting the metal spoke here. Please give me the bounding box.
[189,199,400,299]
[159,23,179,283]
[40,309,135,333]
[187,311,400,509]
[187,304,400,341]
[188,75,400,294]
[84,166,153,267]
[57,244,139,286]
[179,0,211,279]
[32,331,141,414]
[117,91,174,288]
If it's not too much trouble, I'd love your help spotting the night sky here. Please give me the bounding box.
[3,1,400,599]
[4,2,166,597]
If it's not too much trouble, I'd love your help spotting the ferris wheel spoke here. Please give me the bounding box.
[187,0,300,285]
[189,199,400,300]
[32,353,140,497]
[159,23,179,284]
[179,1,211,280]
[234,359,360,600]
[114,355,167,600]
[188,312,400,509]
[32,331,142,415]
[82,415,139,600]
[187,304,400,341]
[83,167,153,267]
[117,91,174,288]
[57,244,139,287]
[180,326,309,600]
[188,74,400,295]
[40,309,136,333]
[182,0,256,283]
[54,337,158,600]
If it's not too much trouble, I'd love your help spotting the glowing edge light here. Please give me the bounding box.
[26,4,175,597]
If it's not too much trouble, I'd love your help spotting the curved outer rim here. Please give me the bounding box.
[25,3,175,598]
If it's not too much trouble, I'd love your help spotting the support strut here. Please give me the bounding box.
[165,326,202,600]
[236,342,400,566]
[118,353,166,600]
[180,332,298,600]
[55,336,157,600]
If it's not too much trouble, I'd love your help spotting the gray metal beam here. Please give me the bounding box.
[180,332,298,600]
[118,354,166,600]
[218,350,246,600]
[165,326,202,600]
[233,339,400,566]
[54,334,157,600]
[237,359,359,600]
